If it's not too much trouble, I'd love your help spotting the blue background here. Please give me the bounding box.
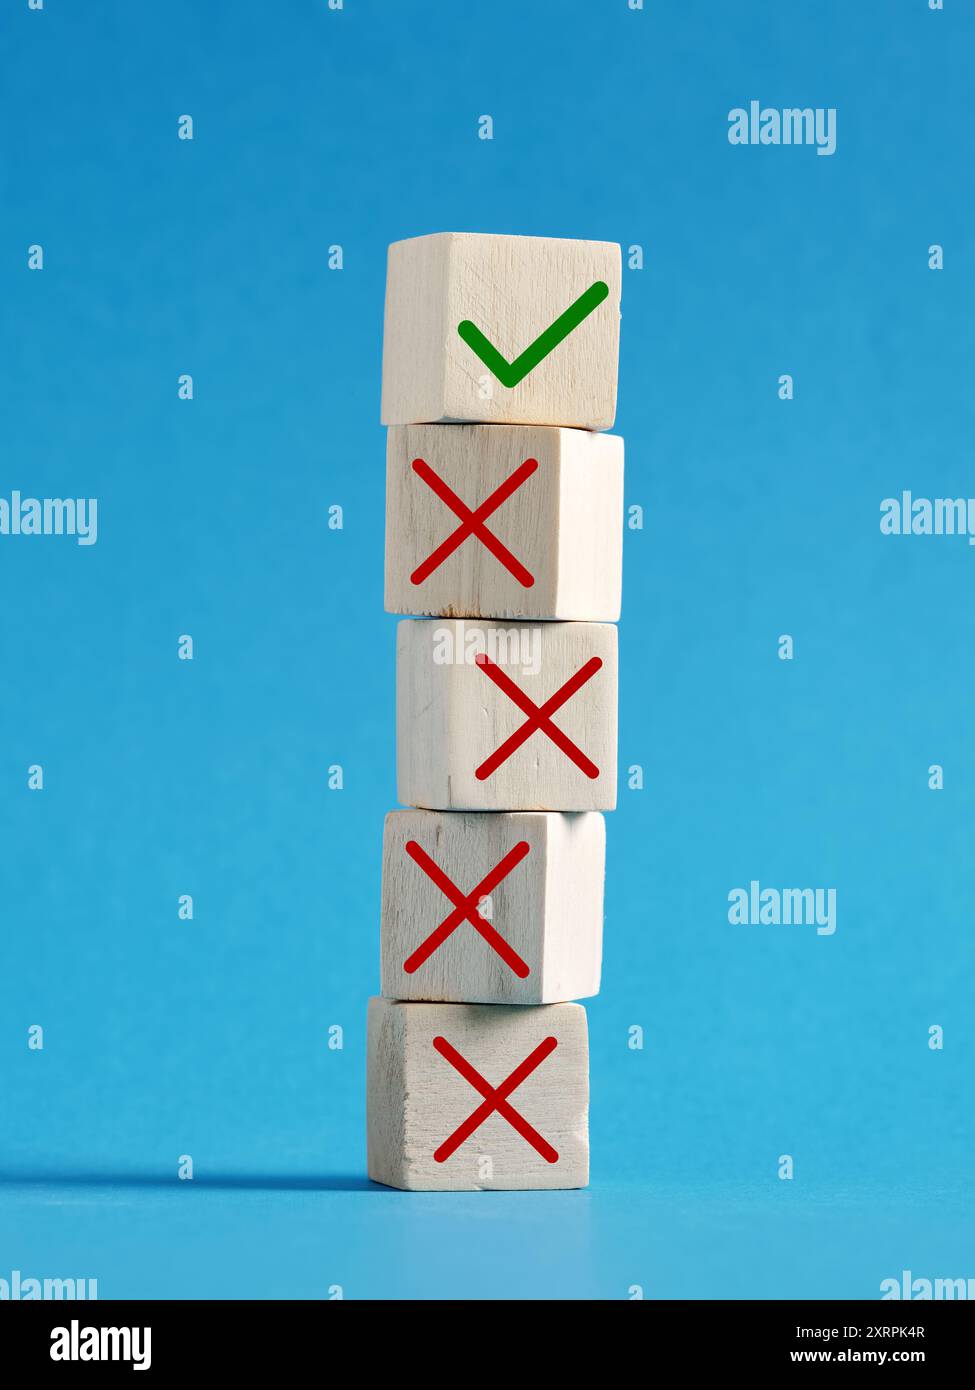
[2,0,972,1300]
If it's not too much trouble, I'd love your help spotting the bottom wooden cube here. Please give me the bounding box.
[367,997,589,1191]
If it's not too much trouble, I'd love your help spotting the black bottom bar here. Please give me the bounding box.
[2,1298,973,1372]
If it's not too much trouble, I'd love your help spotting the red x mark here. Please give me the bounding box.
[402,840,531,977]
[410,456,538,588]
[474,653,602,781]
[432,1035,559,1164]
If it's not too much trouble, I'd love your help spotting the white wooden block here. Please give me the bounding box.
[380,233,621,429]
[380,809,604,1004]
[367,997,589,1191]
[397,619,618,811]
[384,424,624,621]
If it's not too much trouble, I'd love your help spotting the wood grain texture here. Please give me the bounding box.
[367,997,589,1191]
[380,233,621,428]
[396,618,618,811]
[380,809,604,1004]
[385,424,624,621]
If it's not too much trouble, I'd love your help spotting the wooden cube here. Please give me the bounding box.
[380,809,604,1004]
[380,233,621,429]
[367,997,589,1191]
[396,619,618,811]
[384,424,624,621]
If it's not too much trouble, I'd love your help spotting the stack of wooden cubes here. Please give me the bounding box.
[368,232,623,1190]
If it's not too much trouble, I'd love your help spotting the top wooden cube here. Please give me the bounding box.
[380,233,621,429]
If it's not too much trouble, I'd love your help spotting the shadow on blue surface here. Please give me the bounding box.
[0,1171,374,1193]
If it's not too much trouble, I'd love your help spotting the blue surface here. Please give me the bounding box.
[1,0,972,1299]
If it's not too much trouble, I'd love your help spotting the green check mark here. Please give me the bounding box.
[457,280,609,388]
